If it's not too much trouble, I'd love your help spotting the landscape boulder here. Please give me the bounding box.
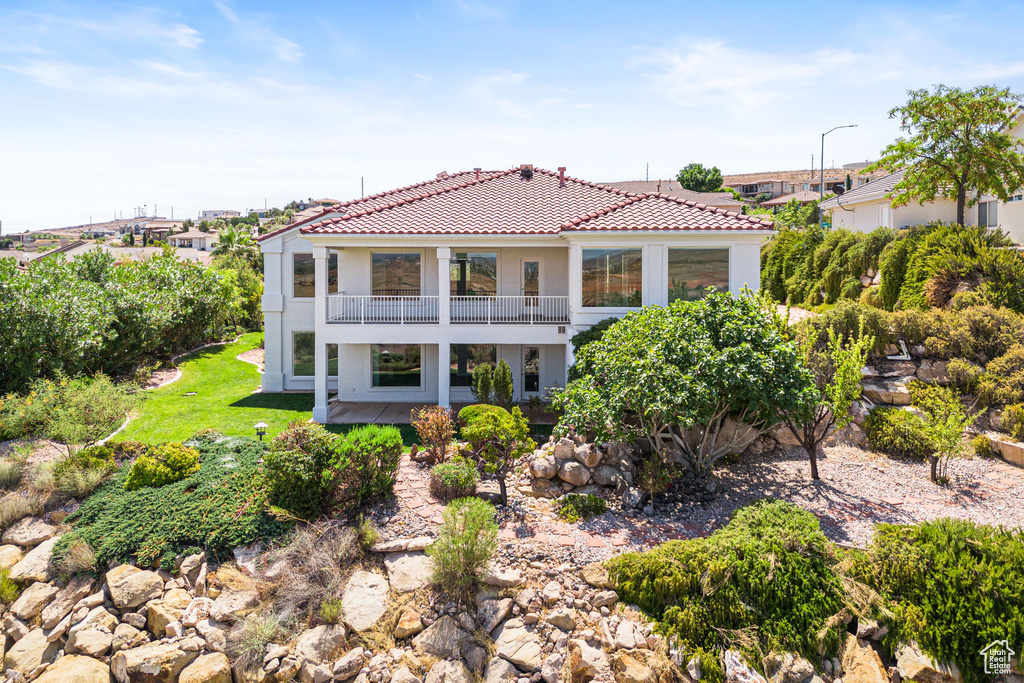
[8,535,59,583]
[342,570,390,632]
[294,624,347,683]
[840,634,889,683]
[896,642,963,683]
[413,615,470,658]
[40,574,95,628]
[493,619,543,671]
[557,461,591,487]
[180,652,232,683]
[10,581,59,620]
[111,639,199,683]
[209,588,259,622]
[106,564,165,609]
[724,650,768,683]
[0,544,24,570]
[1,517,57,547]
[33,654,111,683]
[568,639,610,683]
[384,551,432,593]
[3,627,61,674]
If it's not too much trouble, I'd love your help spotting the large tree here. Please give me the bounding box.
[676,163,724,193]
[553,292,814,477]
[870,84,1024,226]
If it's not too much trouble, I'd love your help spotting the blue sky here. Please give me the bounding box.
[3,0,1024,232]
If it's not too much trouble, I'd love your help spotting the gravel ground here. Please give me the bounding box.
[370,445,1024,567]
[236,347,265,372]
[140,367,181,390]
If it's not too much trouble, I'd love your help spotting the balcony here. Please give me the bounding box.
[450,296,568,324]
[325,294,570,325]
[327,295,439,324]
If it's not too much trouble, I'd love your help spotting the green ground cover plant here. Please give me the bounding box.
[58,432,286,568]
[555,493,607,522]
[861,519,1024,683]
[607,500,861,682]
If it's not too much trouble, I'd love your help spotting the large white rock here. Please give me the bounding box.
[1,517,56,547]
[413,616,470,658]
[724,650,768,683]
[0,544,24,570]
[4,627,61,674]
[557,460,591,487]
[8,535,59,583]
[384,552,432,593]
[106,564,164,609]
[110,639,199,683]
[341,571,390,632]
[568,639,610,682]
[493,619,543,672]
[209,588,259,623]
[40,574,95,628]
[896,642,963,683]
[33,654,111,683]
[180,652,232,683]
[294,624,347,683]
[10,581,59,620]
[483,657,518,683]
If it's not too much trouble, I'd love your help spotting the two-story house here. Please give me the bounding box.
[258,166,774,423]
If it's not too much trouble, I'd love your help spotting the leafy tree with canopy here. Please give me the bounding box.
[553,292,814,477]
[461,406,535,505]
[782,320,874,480]
[676,163,724,193]
[869,84,1024,226]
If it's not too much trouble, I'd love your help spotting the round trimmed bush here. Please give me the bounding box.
[429,457,478,502]
[123,442,200,491]
[457,404,508,427]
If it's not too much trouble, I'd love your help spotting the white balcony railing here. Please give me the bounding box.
[327,295,438,324]
[450,296,569,324]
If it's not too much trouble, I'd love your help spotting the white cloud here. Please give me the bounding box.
[452,0,505,20]
[464,72,537,119]
[213,1,304,62]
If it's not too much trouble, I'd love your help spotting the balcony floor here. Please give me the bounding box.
[327,400,558,424]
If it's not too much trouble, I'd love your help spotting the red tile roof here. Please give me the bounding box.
[261,168,772,240]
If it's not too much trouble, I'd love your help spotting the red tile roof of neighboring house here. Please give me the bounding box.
[261,168,772,239]
[600,180,744,206]
[760,190,824,206]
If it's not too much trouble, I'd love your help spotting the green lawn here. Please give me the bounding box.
[116,333,315,444]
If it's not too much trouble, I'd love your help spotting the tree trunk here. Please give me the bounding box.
[929,455,939,483]
[957,183,966,227]
[808,446,820,480]
[497,476,507,506]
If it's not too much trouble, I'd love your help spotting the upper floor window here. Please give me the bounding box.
[372,253,420,296]
[582,248,642,307]
[451,252,497,296]
[293,252,337,298]
[668,248,729,302]
[978,200,999,227]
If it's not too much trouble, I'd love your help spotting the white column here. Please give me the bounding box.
[437,247,451,325]
[312,246,329,423]
[260,248,285,392]
[729,243,761,295]
[563,342,575,387]
[567,243,582,325]
[644,244,668,307]
[437,341,450,408]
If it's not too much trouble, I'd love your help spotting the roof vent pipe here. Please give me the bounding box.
[520,164,534,179]
[558,167,566,187]
[474,167,481,181]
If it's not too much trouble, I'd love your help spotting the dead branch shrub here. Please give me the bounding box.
[261,522,360,624]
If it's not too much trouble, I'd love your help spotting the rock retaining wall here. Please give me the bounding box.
[521,437,643,505]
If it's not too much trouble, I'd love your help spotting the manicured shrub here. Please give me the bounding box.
[799,300,893,353]
[262,421,339,519]
[333,425,403,509]
[607,500,855,674]
[1001,403,1024,441]
[555,493,607,523]
[976,345,1024,406]
[865,408,934,460]
[457,404,507,428]
[427,497,498,595]
[63,434,286,567]
[123,442,200,491]
[410,405,455,463]
[429,457,479,502]
[492,359,514,407]
[865,519,1024,683]
[471,363,493,403]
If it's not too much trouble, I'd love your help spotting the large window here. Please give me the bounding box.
[372,253,421,295]
[582,248,642,307]
[451,252,497,296]
[292,333,338,377]
[371,344,422,387]
[668,248,730,302]
[293,253,337,298]
[978,200,999,227]
[450,344,496,387]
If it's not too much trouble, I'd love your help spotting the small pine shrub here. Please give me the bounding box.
[947,358,983,393]
[427,497,498,596]
[333,425,403,510]
[356,515,379,550]
[866,519,1024,683]
[492,359,514,407]
[262,421,339,519]
[318,598,344,624]
[1001,403,1024,441]
[457,404,507,428]
[864,408,934,460]
[555,493,607,523]
[429,457,479,502]
[0,568,21,604]
[971,435,995,458]
[471,364,493,404]
[123,442,200,491]
[411,405,455,463]
[607,500,852,673]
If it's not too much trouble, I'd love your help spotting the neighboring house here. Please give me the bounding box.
[760,190,823,211]
[258,165,774,422]
[820,115,1024,244]
[167,230,219,251]
[601,180,745,213]
[199,210,241,219]
[723,165,887,199]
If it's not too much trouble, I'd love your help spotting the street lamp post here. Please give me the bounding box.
[820,125,858,203]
